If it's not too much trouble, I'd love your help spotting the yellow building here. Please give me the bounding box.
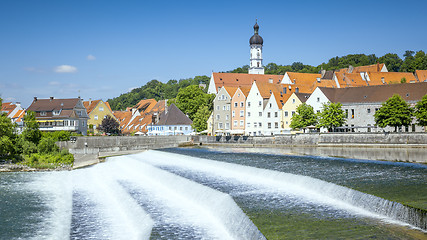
[282,92,310,131]
[83,99,118,134]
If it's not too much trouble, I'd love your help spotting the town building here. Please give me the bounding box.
[146,104,193,135]
[212,86,236,135]
[83,99,117,134]
[230,87,250,134]
[282,92,310,131]
[249,21,264,74]
[306,83,427,132]
[1,102,25,133]
[27,97,89,135]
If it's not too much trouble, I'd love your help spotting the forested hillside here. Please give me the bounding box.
[108,50,427,111]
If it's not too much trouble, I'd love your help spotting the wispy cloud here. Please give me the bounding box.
[87,54,96,61]
[54,65,77,73]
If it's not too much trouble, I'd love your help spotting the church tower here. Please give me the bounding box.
[249,21,264,74]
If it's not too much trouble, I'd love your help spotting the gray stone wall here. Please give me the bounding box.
[192,133,427,147]
[58,135,191,155]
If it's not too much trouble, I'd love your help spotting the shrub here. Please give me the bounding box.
[38,138,59,154]
[0,136,14,156]
[22,140,38,155]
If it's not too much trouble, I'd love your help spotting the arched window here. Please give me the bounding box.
[257,62,260,67]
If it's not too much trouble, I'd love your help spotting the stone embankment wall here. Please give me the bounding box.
[58,135,191,155]
[192,133,427,147]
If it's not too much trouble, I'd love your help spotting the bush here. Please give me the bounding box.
[38,138,59,154]
[22,140,38,155]
[42,131,72,142]
[0,136,14,156]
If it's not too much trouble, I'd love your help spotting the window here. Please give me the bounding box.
[259,101,262,106]
[275,112,278,118]
[259,112,262,117]
[227,105,230,110]
[267,112,271,118]
[99,107,104,111]
[240,102,244,107]
[218,123,223,129]
[216,114,220,120]
[375,108,379,112]
[238,93,240,97]
[94,115,98,120]
[248,112,251,117]
[351,109,355,119]
[268,123,271,129]
[247,122,251,127]
[259,122,262,127]
[317,97,320,102]
[292,111,295,116]
[240,110,244,117]
[216,106,220,110]
[53,110,60,115]
[223,106,226,111]
[77,111,82,117]
[180,127,183,130]
[254,122,257,127]
[269,103,272,108]
[275,122,279,128]
[345,109,348,118]
[248,102,251,107]
[296,87,299,93]
[292,99,296,104]
[41,111,47,116]
[232,111,235,117]
[285,111,289,117]
[233,120,237,127]
[221,94,224,100]
[234,102,238,107]
[240,120,244,126]
[367,108,371,114]
[226,115,229,120]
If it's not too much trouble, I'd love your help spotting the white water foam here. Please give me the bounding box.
[107,156,266,240]
[133,150,426,231]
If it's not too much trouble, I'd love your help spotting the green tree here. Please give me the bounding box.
[414,94,427,127]
[374,94,413,132]
[37,137,59,154]
[22,110,41,144]
[290,103,317,130]
[317,102,346,132]
[0,136,14,156]
[378,53,403,72]
[175,85,210,120]
[99,115,120,135]
[192,105,211,132]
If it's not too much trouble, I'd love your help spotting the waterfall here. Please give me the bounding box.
[107,156,266,240]
[136,150,427,232]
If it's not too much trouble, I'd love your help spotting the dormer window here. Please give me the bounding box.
[40,111,47,116]
[53,110,61,115]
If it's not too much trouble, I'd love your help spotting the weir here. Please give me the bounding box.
[136,150,427,232]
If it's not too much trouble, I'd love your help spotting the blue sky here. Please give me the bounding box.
[1,0,426,107]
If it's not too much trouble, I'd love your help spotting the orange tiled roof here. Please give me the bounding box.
[113,110,133,129]
[367,72,416,86]
[134,99,157,113]
[212,72,283,89]
[148,100,167,114]
[1,102,16,115]
[12,109,25,122]
[122,114,153,134]
[336,63,385,73]
[416,70,427,82]
[286,72,336,92]
[335,72,368,88]
[223,86,238,97]
[83,100,101,114]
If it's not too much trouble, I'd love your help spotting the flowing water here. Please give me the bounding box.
[0,147,426,239]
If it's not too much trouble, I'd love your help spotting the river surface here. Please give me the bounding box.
[0,147,426,239]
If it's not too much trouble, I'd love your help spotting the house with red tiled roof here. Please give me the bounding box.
[27,97,89,135]
[365,72,417,85]
[146,104,193,135]
[335,63,388,74]
[230,86,251,134]
[134,99,157,113]
[83,99,118,134]
[1,102,25,133]
[212,86,238,135]
[415,70,427,82]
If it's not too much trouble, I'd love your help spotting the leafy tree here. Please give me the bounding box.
[192,106,211,132]
[374,94,413,132]
[37,137,59,154]
[175,85,210,120]
[0,112,15,139]
[378,53,403,72]
[290,103,317,130]
[0,136,14,156]
[317,102,346,132]
[22,110,41,144]
[99,115,120,135]
[414,94,427,126]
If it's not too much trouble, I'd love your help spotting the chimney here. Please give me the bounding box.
[165,99,168,115]
[89,98,92,105]
[321,70,326,78]
[34,97,37,102]
[50,96,54,101]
